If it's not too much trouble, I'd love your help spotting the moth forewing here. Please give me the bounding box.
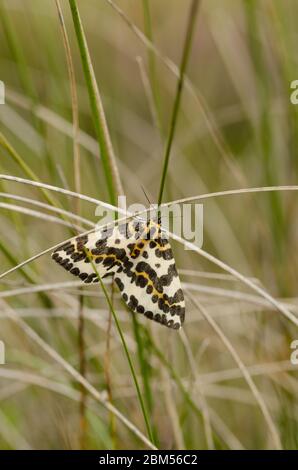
[52,220,185,329]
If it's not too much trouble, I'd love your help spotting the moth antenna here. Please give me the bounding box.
[141,185,152,206]
[141,186,157,224]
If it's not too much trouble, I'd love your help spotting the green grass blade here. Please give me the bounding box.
[0,1,37,103]
[0,132,61,211]
[158,0,201,205]
[68,0,123,205]
[0,239,52,308]
[131,315,159,445]
[85,251,156,447]
[142,0,162,134]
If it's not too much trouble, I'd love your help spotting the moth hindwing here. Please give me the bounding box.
[52,219,185,329]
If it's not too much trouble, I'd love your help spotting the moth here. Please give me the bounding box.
[52,219,185,329]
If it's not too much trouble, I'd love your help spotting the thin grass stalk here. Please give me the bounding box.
[0,161,30,263]
[0,299,156,449]
[244,1,284,262]
[0,202,83,231]
[207,410,245,450]
[106,0,246,186]
[158,0,201,205]
[137,56,161,140]
[0,408,31,450]
[0,1,36,101]
[68,0,123,205]
[142,0,162,134]
[4,87,100,158]
[0,133,61,212]
[0,175,297,328]
[55,0,87,446]
[0,1,57,178]
[55,0,81,213]
[161,185,298,205]
[172,235,298,328]
[1,176,298,245]
[179,329,214,449]
[148,334,209,441]
[134,55,161,445]
[131,314,158,445]
[0,192,93,227]
[84,252,155,446]
[187,292,282,450]
[0,174,122,214]
[2,212,296,327]
[0,239,51,308]
[77,294,86,449]
[160,367,185,449]
[149,333,247,449]
[104,281,116,448]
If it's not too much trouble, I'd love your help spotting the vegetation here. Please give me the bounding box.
[0,0,297,450]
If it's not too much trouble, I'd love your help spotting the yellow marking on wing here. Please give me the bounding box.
[79,235,181,310]
[155,244,170,251]
[90,251,117,261]
[130,238,150,257]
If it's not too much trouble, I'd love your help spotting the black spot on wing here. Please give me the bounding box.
[114,277,124,291]
[155,247,173,260]
[76,234,88,251]
[159,264,178,286]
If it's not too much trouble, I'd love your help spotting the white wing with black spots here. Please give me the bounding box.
[52,220,185,329]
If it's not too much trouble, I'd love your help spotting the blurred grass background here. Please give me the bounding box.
[0,0,298,450]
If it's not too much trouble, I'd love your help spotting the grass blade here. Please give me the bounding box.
[68,0,123,205]
[85,252,156,447]
[158,0,201,205]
